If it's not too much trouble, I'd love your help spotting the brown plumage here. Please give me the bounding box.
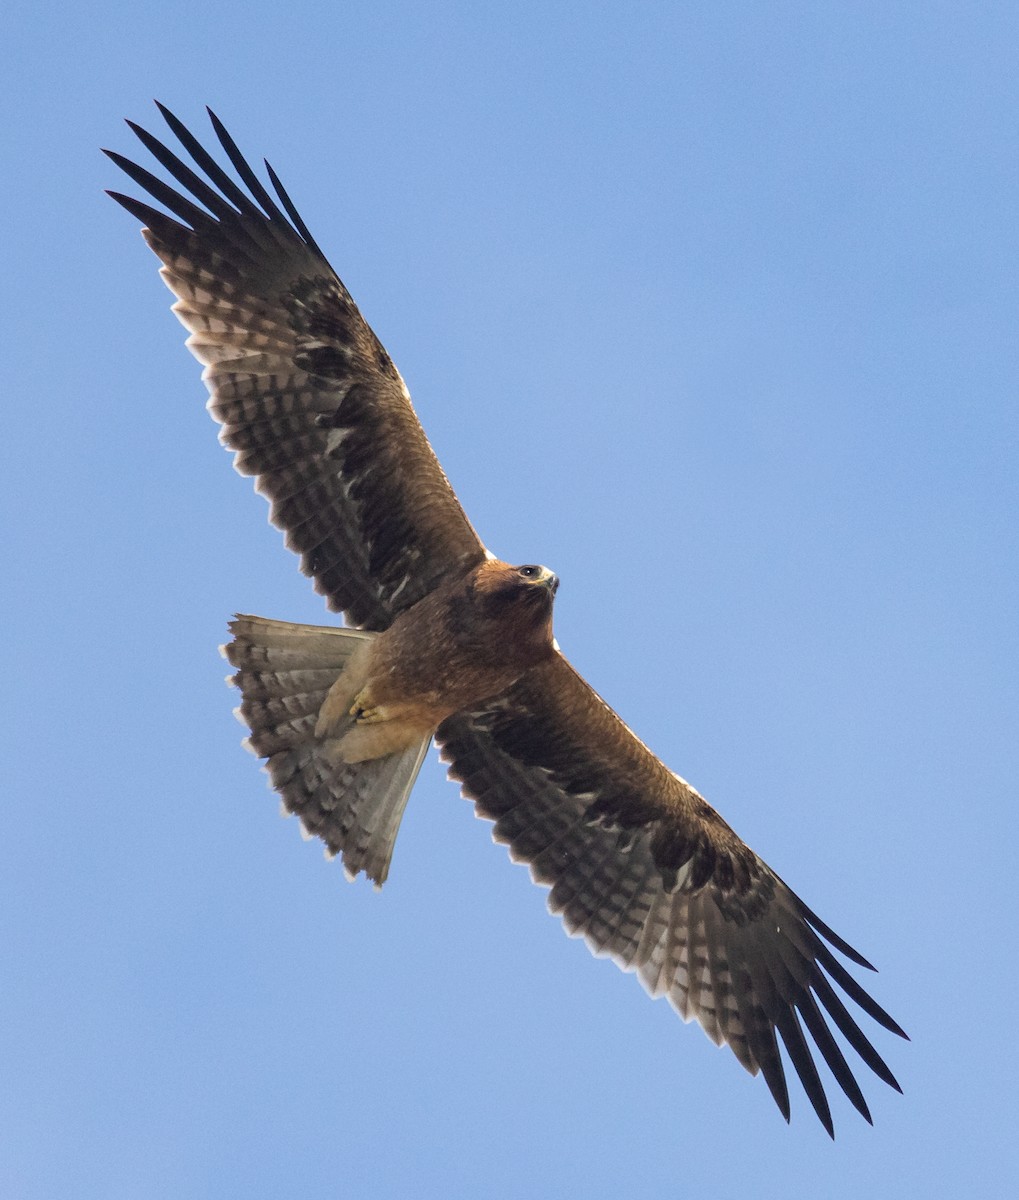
[107,104,906,1136]
[315,559,558,761]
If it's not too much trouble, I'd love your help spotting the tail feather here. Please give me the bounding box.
[224,614,430,886]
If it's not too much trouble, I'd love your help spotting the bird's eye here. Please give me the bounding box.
[518,565,541,579]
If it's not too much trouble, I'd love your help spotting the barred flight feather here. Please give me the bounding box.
[109,105,906,1136]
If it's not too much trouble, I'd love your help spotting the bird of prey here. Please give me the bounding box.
[106,104,906,1136]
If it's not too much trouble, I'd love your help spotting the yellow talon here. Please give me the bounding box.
[350,691,385,724]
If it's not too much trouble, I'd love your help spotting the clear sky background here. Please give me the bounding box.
[4,3,1016,1198]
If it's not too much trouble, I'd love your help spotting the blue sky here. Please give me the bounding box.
[4,3,1017,1197]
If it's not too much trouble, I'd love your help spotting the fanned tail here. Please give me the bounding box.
[223,614,430,886]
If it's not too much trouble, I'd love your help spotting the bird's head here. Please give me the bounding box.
[512,562,560,596]
[468,559,559,653]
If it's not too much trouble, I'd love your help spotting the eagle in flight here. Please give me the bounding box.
[106,104,906,1136]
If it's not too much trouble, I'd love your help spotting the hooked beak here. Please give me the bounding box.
[537,567,560,596]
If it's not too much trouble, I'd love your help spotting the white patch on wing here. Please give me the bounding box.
[325,426,353,454]
[668,769,702,798]
[670,859,694,892]
[386,574,413,607]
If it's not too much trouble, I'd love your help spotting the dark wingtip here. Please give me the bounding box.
[102,148,134,172]
[205,106,231,150]
[868,1001,908,1042]
[104,188,132,212]
[104,187,143,215]
[154,100,180,129]
[155,100,187,134]
[264,156,323,254]
[804,904,877,971]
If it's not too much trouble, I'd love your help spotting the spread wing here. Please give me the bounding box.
[106,104,486,631]
[437,654,907,1136]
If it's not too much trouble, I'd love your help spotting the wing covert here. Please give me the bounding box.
[106,104,486,630]
[437,654,907,1135]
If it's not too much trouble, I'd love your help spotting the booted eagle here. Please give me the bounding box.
[107,105,906,1136]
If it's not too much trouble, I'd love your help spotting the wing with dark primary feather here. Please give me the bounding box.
[105,104,486,631]
[108,105,904,1135]
[437,654,908,1136]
